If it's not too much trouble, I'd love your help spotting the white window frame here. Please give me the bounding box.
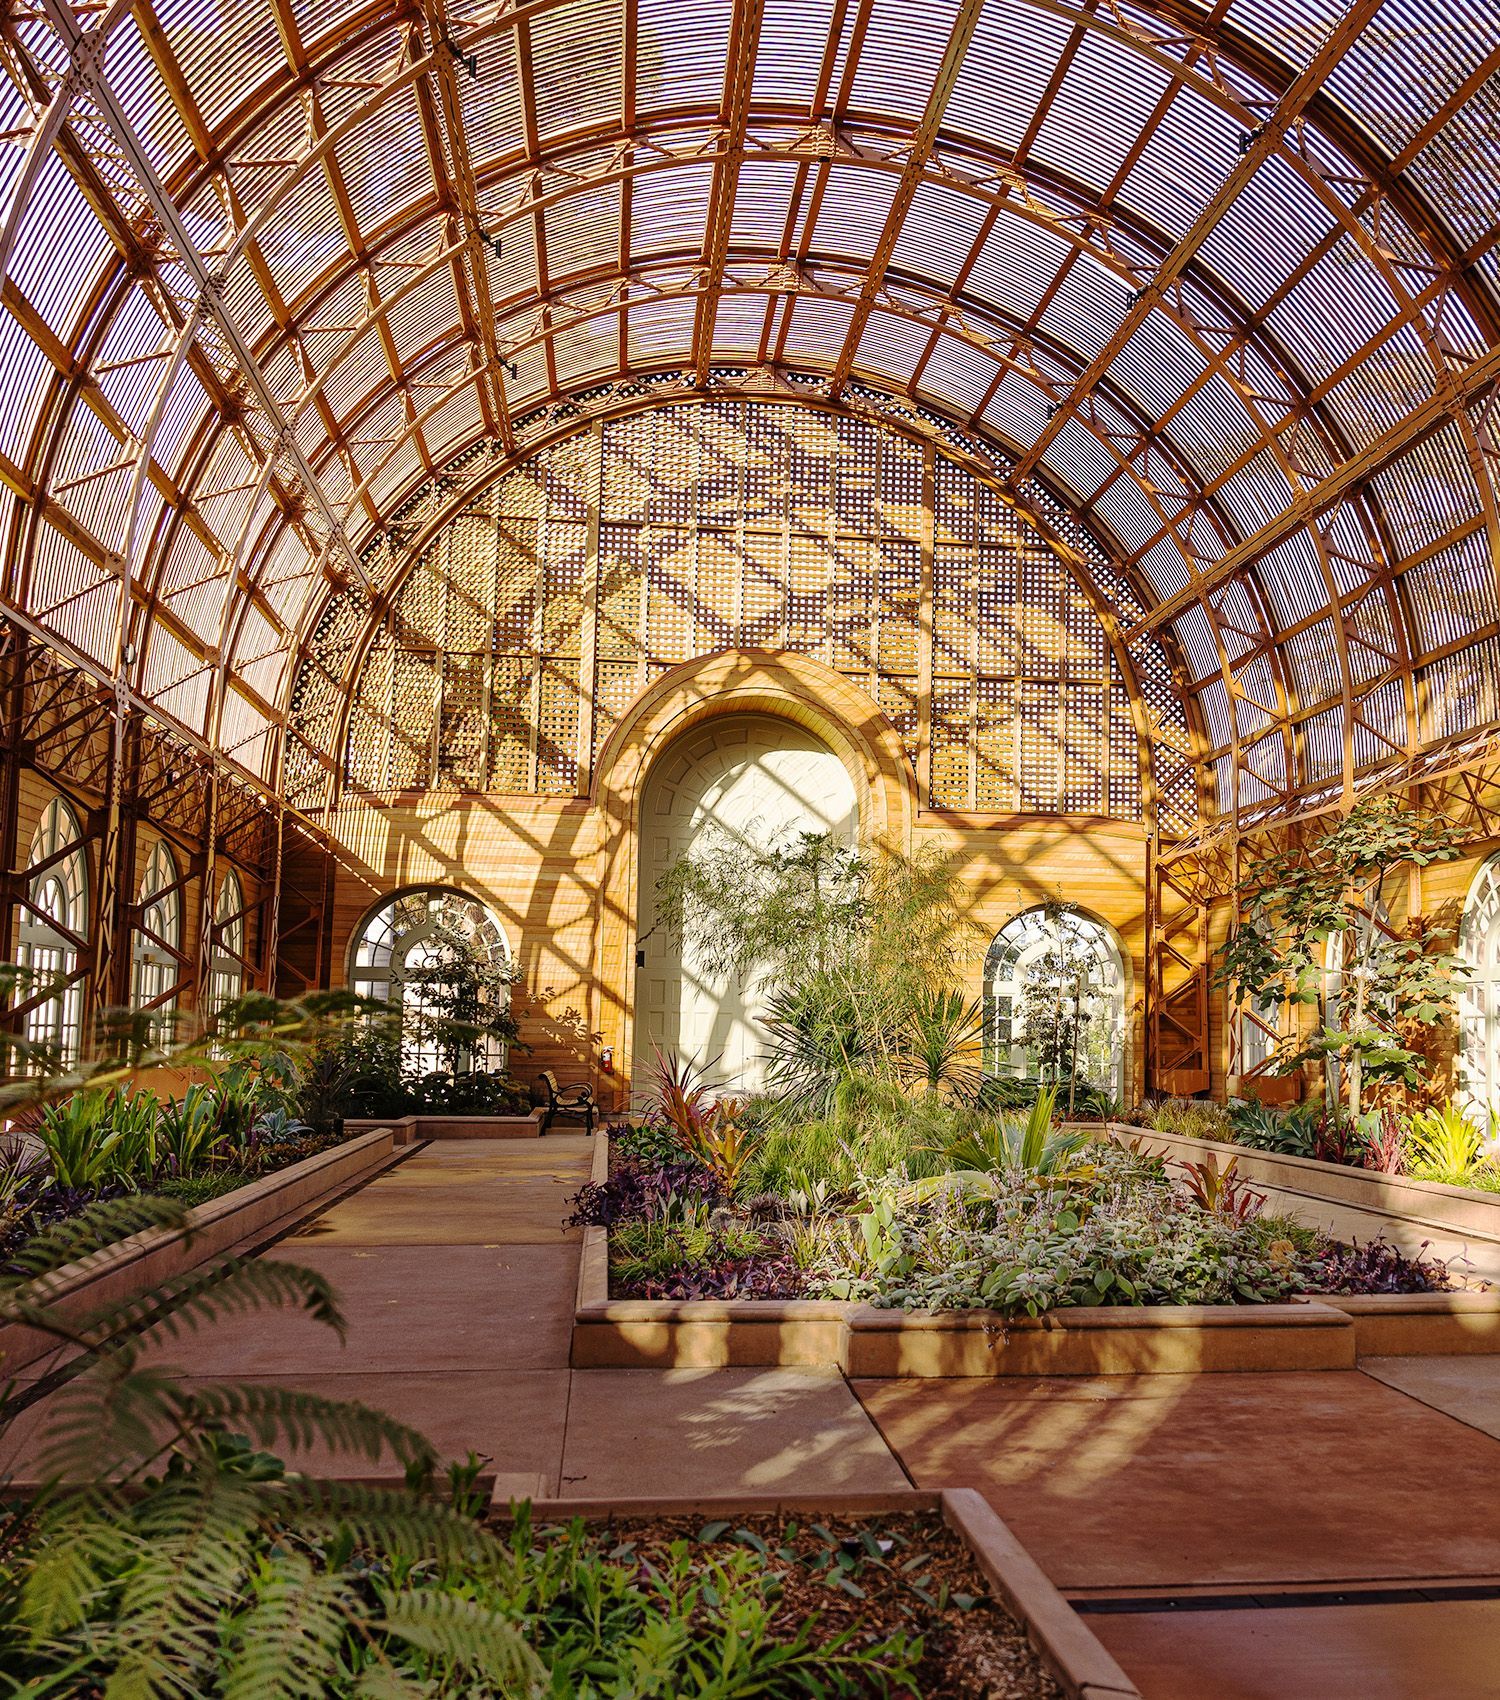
[132,839,182,1049]
[983,905,1127,1101]
[350,886,511,1074]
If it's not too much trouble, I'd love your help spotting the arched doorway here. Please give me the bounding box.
[632,713,859,1098]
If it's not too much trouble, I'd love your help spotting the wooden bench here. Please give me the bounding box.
[535,1069,595,1136]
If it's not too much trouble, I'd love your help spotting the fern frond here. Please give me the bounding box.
[273,1477,495,1567]
[219,1551,353,1700]
[26,1362,185,1483]
[97,1468,265,1699]
[88,1255,344,1351]
[174,1382,437,1474]
[1,1197,191,1291]
[351,1666,434,1700]
[378,1589,544,1687]
[20,1497,135,1637]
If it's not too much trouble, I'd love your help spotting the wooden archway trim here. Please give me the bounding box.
[587,649,919,1102]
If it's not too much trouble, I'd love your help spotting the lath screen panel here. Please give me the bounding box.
[336,401,1144,816]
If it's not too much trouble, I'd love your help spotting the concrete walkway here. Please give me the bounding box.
[102,1137,906,1499]
[14,1135,1500,1697]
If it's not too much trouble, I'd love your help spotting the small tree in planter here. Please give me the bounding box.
[1216,799,1466,1118]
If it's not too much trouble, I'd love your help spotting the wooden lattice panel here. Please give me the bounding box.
[335,400,1160,817]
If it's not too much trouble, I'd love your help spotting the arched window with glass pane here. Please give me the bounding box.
[132,841,181,1048]
[1460,859,1500,1108]
[350,887,511,1073]
[984,906,1127,1101]
[208,870,247,1018]
[17,797,88,1067]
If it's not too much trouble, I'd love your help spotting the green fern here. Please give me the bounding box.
[275,1477,496,1567]
[219,1554,355,1700]
[176,1384,436,1477]
[376,1587,545,1686]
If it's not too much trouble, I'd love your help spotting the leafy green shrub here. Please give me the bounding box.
[814,1146,1315,1315]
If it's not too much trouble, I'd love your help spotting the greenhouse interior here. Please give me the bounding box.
[0,0,1498,1693]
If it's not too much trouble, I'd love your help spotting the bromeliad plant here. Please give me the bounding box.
[642,1045,764,1191]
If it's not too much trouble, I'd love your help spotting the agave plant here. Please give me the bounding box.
[940,1087,1093,1180]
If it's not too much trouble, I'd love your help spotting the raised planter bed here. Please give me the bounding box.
[570,1129,1498,1373]
[490,1488,1141,1700]
[0,1128,402,1374]
[344,1109,546,1143]
[1108,1121,1500,1244]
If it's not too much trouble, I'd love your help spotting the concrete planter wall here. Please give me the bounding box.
[344,1109,546,1143]
[1108,1120,1500,1243]
[570,1128,1500,1372]
[490,1487,1141,1700]
[0,1129,402,1374]
[1102,1122,1496,1271]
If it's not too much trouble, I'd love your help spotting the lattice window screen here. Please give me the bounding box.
[334,400,1158,820]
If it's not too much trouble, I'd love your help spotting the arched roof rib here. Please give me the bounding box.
[0,0,1492,825]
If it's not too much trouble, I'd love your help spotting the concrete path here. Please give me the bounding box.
[856,1366,1500,1698]
[14,1134,1500,1697]
[14,1136,905,1499]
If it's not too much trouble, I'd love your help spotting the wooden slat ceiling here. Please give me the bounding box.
[0,0,1494,824]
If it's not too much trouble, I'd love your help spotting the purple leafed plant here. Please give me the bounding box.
[616,1250,805,1301]
[566,1159,725,1228]
[1312,1236,1452,1295]
[1361,1109,1407,1176]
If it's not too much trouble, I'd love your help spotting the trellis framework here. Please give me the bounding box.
[308,395,1191,823]
[0,0,1489,1084]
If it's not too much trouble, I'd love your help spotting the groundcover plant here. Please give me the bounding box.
[582,1070,1453,1309]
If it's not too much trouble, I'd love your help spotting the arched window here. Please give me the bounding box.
[350,887,511,1073]
[208,870,247,1018]
[16,797,88,1067]
[132,840,181,1048]
[1460,858,1500,1108]
[984,905,1126,1101]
